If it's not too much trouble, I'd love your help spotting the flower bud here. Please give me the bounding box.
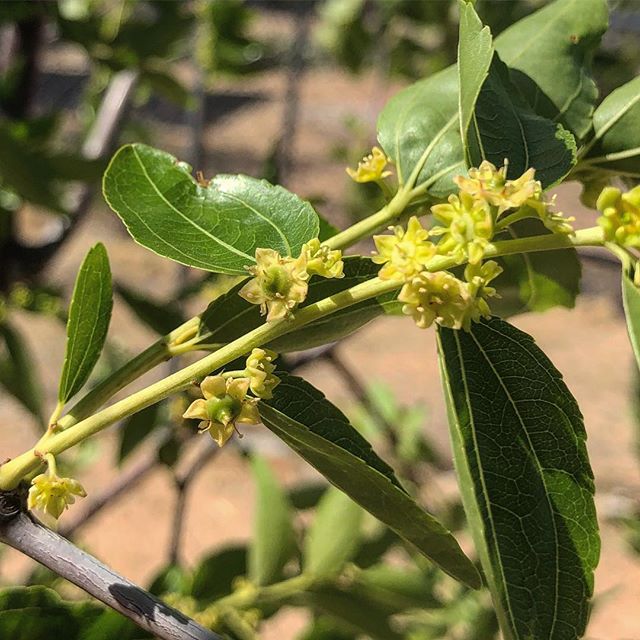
[597,185,640,247]
[303,238,344,279]
[244,348,280,399]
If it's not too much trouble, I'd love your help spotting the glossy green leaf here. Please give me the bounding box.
[583,75,640,176]
[377,65,463,197]
[0,322,44,425]
[622,270,640,372]
[470,55,576,187]
[58,243,112,404]
[118,402,161,465]
[304,487,365,577]
[261,374,481,589]
[192,545,247,602]
[198,257,396,353]
[459,4,576,186]
[437,317,599,640]
[116,284,185,336]
[377,0,605,197]
[491,218,581,317]
[248,455,296,586]
[458,0,493,161]
[494,0,608,141]
[103,143,319,274]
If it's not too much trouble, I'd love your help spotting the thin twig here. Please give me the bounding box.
[59,445,159,538]
[168,438,221,566]
[0,508,222,640]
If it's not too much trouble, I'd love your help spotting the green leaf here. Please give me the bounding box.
[198,257,396,353]
[459,4,576,186]
[304,487,365,577]
[622,269,640,373]
[458,0,493,161]
[261,374,481,589]
[103,143,319,274]
[0,586,147,640]
[305,586,403,640]
[191,545,247,602]
[470,55,576,187]
[494,0,608,141]
[377,0,606,196]
[58,243,112,404]
[248,455,296,586]
[377,65,463,197]
[491,218,581,317]
[437,317,599,640]
[583,75,640,175]
[116,284,186,336]
[118,402,161,465]
[0,322,44,425]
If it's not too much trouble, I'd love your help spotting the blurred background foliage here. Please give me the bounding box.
[1,1,640,638]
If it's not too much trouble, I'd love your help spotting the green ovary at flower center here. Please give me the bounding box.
[263,265,291,297]
[206,395,241,424]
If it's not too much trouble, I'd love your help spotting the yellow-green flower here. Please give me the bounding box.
[373,216,436,281]
[398,270,470,330]
[239,248,309,321]
[303,238,344,279]
[597,185,640,247]
[183,375,260,447]
[430,193,493,265]
[346,146,392,183]
[462,260,503,330]
[454,161,540,213]
[28,455,86,520]
[245,348,280,399]
[525,196,574,235]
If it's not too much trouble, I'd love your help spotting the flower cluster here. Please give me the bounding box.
[396,260,502,331]
[28,454,86,520]
[373,215,502,330]
[597,185,640,247]
[430,193,493,265]
[372,216,436,280]
[346,146,392,183]
[183,374,260,447]
[455,161,538,213]
[239,240,344,322]
[182,349,280,447]
[452,160,574,237]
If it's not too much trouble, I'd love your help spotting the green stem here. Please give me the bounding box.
[53,317,200,434]
[324,187,415,251]
[0,225,606,490]
[0,279,391,489]
[213,574,316,611]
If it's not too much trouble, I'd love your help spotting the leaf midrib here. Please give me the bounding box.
[131,146,253,262]
[467,324,562,639]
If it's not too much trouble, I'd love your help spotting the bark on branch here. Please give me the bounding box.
[0,497,221,640]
